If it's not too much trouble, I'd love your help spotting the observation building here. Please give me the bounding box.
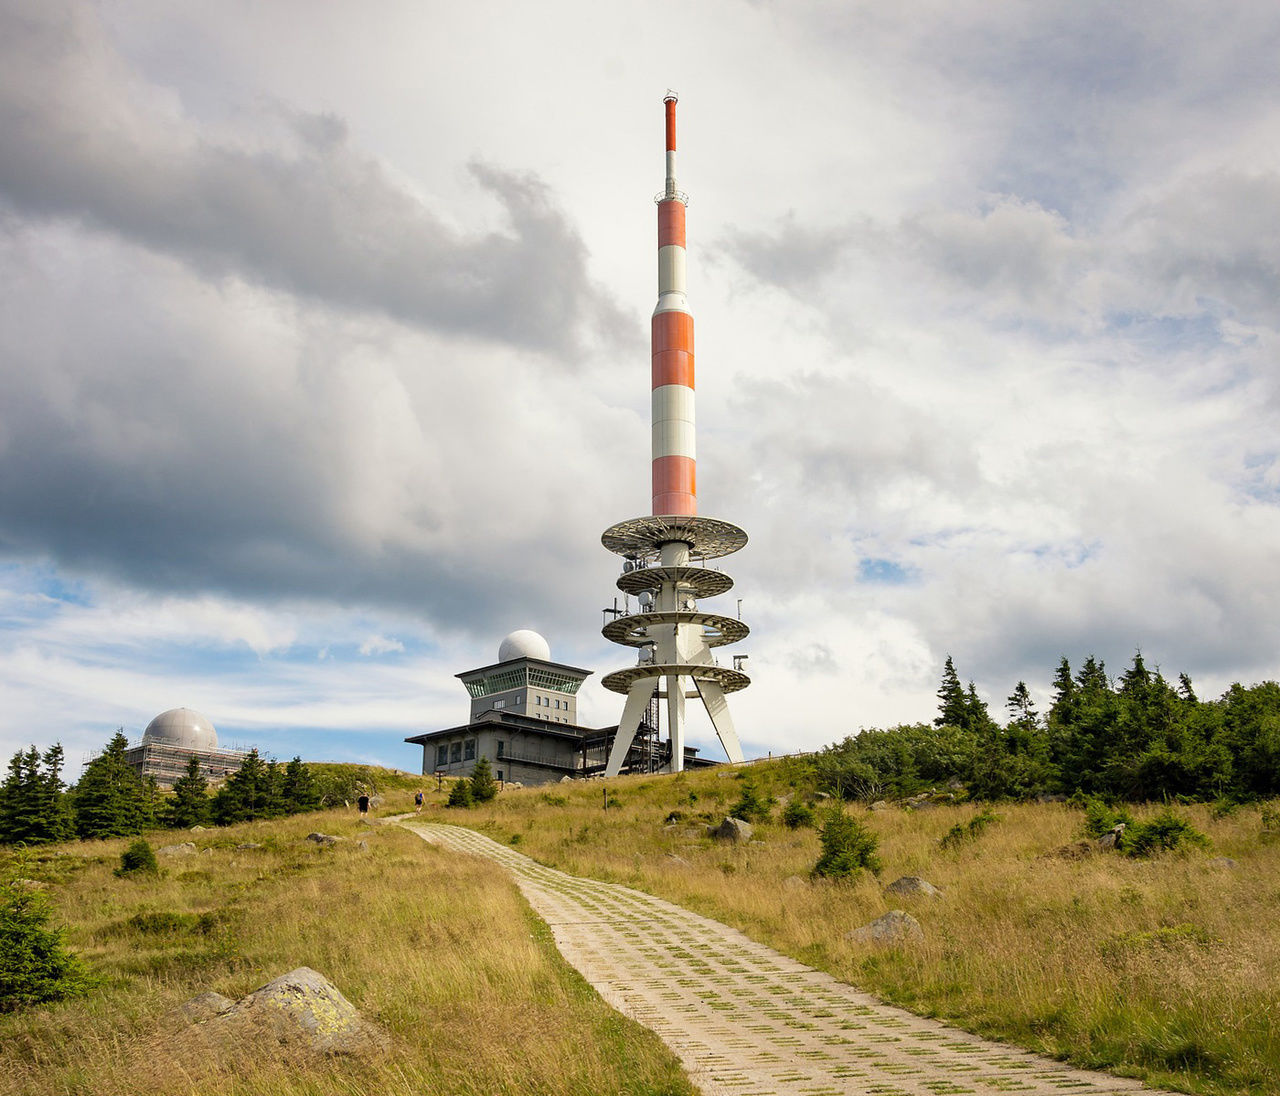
[405,630,713,786]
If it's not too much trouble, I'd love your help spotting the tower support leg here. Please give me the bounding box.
[604,677,658,777]
[694,678,744,764]
[666,673,686,772]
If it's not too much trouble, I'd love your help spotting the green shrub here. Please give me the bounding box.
[730,778,773,823]
[1,880,93,1012]
[446,780,474,809]
[812,808,881,880]
[1120,808,1210,857]
[1261,801,1279,835]
[115,838,158,877]
[1079,796,1135,838]
[781,801,816,829]
[469,758,498,804]
[940,808,1001,848]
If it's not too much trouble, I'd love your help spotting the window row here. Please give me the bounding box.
[534,695,569,710]
[435,738,478,767]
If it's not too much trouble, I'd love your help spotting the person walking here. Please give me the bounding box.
[414,789,424,813]
[357,792,370,818]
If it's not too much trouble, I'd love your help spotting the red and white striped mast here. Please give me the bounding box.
[600,93,750,776]
[652,91,696,518]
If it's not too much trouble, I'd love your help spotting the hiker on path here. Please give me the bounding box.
[414,790,424,812]
[357,793,370,818]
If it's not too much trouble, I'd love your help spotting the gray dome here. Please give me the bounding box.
[498,629,551,663]
[143,708,218,751]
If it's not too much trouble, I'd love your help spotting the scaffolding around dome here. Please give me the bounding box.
[118,707,250,786]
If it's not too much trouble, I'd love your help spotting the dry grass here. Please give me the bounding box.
[1,808,693,1096]
[442,763,1280,1096]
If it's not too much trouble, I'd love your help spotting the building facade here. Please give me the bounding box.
[405,631,711,786]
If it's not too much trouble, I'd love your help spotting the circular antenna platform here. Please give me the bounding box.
[601,662,751,696]
[615,565,733,598]
[602,515,747,562]
[602,610,749,648]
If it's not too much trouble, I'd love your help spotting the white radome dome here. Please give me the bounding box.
[143,707,218,751]
[498,629,551,663]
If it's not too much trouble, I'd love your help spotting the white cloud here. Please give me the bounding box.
[2,0,1279,775]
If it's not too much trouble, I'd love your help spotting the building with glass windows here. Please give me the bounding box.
[405,630,711,786]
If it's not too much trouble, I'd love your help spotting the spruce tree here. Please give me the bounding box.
[0,745,73,846]
[469,757,499,803]
[964,681,996,735]
[70,731,150,840]
[1,871,93,1012]
[167,756,210,829]
[934,656,968,728]
[1005,682,1038,731]
[446,779,474,808]
[211,749,269,825]
[812,808,881,880]
[281,757,320,813]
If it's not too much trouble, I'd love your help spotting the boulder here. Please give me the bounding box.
[158,842,198,857]
[198,967,388,1056]
[181,991,234,1023]
[708,817,753,843]
[235,843,262,850]
[1097,823,1126,850]
[782,875,806,890]
[869,800,890,811]
[885,876,942,899]
[190,825,208,832]
[306,833,343,846]
[845,910,924,945]
[1207,857,1238,870]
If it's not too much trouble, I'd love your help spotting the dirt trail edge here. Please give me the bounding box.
[403,822,1178,1096]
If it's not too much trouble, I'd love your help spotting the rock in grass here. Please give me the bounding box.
[157,842,197,856]
[306,833,343,846]
[1207,857,1238,870]
[195,967,388,1056]
[845,910,924,945]
[708,817,753,843]
[181,991,235,1023]
[885,876,942,899]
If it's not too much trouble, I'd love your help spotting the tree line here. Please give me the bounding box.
[0,730,329,845]
[815,652,1280,803]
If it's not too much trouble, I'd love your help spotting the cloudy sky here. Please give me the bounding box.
[3,0,1279,776]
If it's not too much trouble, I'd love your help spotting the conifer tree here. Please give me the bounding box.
[281,757,320,813]
[469,757,499,803]
[166,756,210,829]
[446,779,474,808]
[964,681,997,735]
[70,731,150,840]
[1,867,93,1012]
[211,749,270,825]
[0,745,73,846]
[1005,682,1038,731]
[934,656,968,728]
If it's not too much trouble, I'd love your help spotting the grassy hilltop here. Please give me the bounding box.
[437,759,1279,1096]
[4,759,1278,1096]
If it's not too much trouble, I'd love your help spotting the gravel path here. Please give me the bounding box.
[403,822,1177,1096]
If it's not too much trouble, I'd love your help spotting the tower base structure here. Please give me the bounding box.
[601,515,749,775]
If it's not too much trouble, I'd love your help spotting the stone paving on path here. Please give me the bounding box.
[403,822,1179,1096]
